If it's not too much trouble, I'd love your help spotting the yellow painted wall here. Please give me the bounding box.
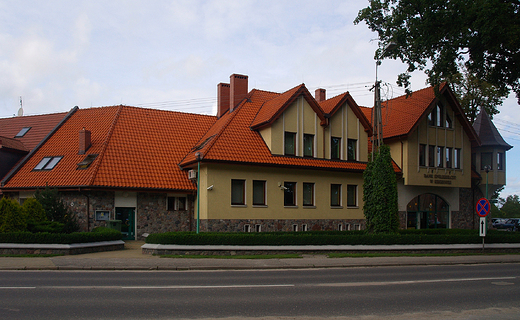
[197,163,365,220]
[393,111,472,188]
[264,99,370,162]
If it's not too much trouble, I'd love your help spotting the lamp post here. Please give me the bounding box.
[484,165,491,199]
[372,42,397,158]
[195,152,202,234]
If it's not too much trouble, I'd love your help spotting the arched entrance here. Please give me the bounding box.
[406,194,449,229]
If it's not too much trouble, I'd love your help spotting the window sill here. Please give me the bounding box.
[231,205,247,208]
[303,206,316,209]
[347,206,359,209]
[284,206,298,209]
[331,206,343,209]
[252,205,268,208]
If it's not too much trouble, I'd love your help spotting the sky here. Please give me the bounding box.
[1,0,519,199]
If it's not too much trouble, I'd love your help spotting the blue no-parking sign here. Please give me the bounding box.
[476,198,490,217]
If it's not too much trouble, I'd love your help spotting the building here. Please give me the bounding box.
[362,83,511,230]
[1,75,511,236]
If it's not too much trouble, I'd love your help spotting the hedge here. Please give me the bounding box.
[145,229,520,246]
[0,228,122,244]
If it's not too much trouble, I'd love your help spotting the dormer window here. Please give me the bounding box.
[284,132,296,156]
[347,139,357,161]
[34,156,63,171]
[77,154,98,169]
[331,137,341,160]
[428,102,445,127]
[15,127,31,137]
[303,134,314,157]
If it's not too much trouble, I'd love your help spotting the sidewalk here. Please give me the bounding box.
[1,240,520,270]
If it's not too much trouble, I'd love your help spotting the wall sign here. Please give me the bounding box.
[95,210,110,221]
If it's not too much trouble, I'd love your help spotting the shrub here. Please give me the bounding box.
[21,198,47,223]
[0,197,26,232]
[27,221,65,233]
[34,187,79,233]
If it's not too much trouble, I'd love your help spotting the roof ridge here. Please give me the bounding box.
[86,105,124,185]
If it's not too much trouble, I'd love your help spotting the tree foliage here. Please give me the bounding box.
[34,187,79,233]
[498,195,520,218]
[21,198,47,223]
[355,0,520,105]
[363,145,399,233]
[0,197,26,232]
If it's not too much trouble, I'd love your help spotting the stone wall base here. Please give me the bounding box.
[198,219,366,232]
[0,241,124,255]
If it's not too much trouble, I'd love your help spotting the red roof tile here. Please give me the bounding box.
[181,89,370,172]
[364,84,479,144]
[3,106,216,191]
[0,112,68,151]
[251,84,326,130]
[0,136,28,152]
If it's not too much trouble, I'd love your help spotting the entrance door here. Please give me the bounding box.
[116,207,135,240]
[406,194,449,229]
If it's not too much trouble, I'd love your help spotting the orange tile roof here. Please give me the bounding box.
[251,84,326,130]
[319,92,372,134]
[3,106,216,191]
[364,84,479,144]
[0,112,68,151]
[180,89,371,172]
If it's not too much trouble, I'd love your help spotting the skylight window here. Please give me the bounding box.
[34,156,63,171]
[77,154,98,169]
[15,127,31,137]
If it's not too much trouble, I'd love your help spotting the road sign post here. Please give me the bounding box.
[476,198,490,251]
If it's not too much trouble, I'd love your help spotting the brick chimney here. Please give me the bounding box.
[230,74,248,112]
[315,88,326,102]
[79,128,91,155]
[217,83,230,119]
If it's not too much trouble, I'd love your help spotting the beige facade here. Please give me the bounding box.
[196,163,364,226]
[389,110,472,189]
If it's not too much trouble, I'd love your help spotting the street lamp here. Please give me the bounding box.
[195,152,202,234]
[484,165,491,199]
[372,41,397,158]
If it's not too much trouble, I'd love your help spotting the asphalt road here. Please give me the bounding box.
[0,264,519,319]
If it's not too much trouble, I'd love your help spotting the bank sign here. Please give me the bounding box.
[424,174,456,185]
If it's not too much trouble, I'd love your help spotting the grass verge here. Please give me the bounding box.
[159,253,303,259]
[0,254,64,257]
[327,252,520,258]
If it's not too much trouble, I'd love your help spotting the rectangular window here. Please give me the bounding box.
[303,183,314,206]
[244,224,251,232]
[292,224,298,232]
[303,134,314,157]
[481,152,493,170]
[347,185,357,207]
[284,182,296,206]
[428,145,435,167]
[252,180,266,205]
[436,103,444,127]
[301,224,308,232]
[33,156,63,171]
[347,139,357,161]
[231,179,246,205]
[454,148,461,169]
[177,197,186,210]
[167,197,175,211]
[445,113,453,128]
[284,132,296,156]
[437,146,444,168]
[445,147,452,168]
[255,224,262,232]
[167,197,187,211]
[331,184,342,207]
[331,137,341,160]
[419,144,426,166]
[428,109,436,126]
[497,152,504,170]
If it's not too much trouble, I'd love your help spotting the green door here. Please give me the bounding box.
[116,207,135,240]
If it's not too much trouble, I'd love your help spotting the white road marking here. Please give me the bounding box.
[317,276,517,287]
